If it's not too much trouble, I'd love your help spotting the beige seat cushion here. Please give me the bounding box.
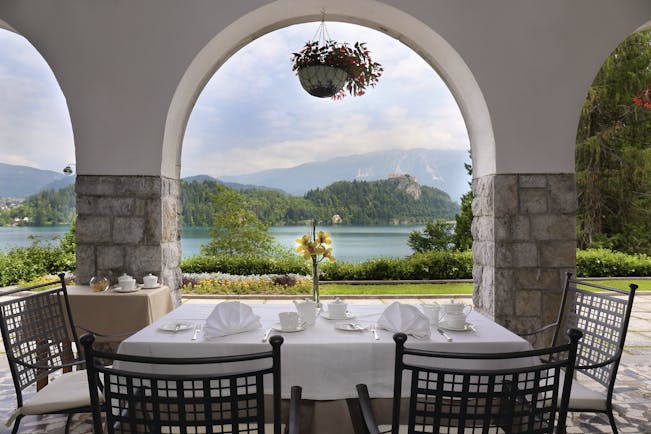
[6,370,103,427]
[559,370,608,411]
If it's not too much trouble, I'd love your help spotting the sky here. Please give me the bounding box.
[0,22,469,178]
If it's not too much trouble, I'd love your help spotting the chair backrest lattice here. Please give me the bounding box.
[393,330,582,434]
[0,274,79,395]
[552,274,636,390]
[81,333,285,434]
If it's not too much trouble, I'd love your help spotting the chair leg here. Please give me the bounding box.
[65,413,74,434]
[11,415,21,434]
[607,409,619,434]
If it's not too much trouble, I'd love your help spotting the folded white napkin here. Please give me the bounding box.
[203,301,262,338]
[377,302,431,339]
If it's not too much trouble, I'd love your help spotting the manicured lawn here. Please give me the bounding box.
[320,282,473,295]
[318,279,648,296]
[583,279,650,291]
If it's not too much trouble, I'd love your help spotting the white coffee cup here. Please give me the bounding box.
[279,312,299,330]
[143,273,158,288]
[445,313,467,329]
[421,303,441,326]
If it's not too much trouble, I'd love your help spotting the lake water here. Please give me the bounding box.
[0,224,422,263]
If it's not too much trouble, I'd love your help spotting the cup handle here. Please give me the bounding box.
[464,305,474,316]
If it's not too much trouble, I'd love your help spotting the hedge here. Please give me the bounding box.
[576,249,651,277]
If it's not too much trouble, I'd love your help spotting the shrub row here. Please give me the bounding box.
[180,251,474,280]
[181,254,309,276]
[576,248,651,277]
[320,251,473,280]
[181,249,650,280]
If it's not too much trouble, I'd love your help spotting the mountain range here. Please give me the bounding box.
[220,148,470,202]
[0,162,73,198]
[0,148,470,202]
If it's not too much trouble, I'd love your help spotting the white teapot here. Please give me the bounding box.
[293,299,318,326]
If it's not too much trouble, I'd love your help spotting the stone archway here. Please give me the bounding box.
[161,0,497,308]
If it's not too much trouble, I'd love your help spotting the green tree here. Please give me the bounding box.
[201,185,274,256]
[408,220,455,253]
[576,31,651,254]
[453,155,473,251]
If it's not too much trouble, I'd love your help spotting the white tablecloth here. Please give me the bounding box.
[117,303,531,400]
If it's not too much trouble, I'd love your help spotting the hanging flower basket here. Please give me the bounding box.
[291,39,383,100]
[297,65,348,98]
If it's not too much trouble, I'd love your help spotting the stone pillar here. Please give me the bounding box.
[472,174,576,345]
[75,175,182,305]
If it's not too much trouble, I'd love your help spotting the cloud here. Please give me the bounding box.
[0,31,75,171]
[0,22,468,178]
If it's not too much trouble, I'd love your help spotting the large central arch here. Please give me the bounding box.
[162,0,494,181]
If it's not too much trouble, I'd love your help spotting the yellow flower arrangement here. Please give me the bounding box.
[295,222,336,303]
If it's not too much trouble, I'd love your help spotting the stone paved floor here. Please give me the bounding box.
[1,294,650,433]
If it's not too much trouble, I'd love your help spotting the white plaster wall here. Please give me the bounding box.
[0,0,649,179]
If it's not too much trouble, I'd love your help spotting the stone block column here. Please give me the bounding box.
[471,174,576,345]
[75,175,182,305]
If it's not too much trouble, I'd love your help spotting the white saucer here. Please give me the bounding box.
[158,321,194,332]
[335,322,369,331]
[139,283,161,289]
[321,311,354,320]
[271,323,306,333]
[438,321,474,332]
[113,286,139,293]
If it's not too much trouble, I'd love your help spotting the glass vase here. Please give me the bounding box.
[311,258,320,305]
[90,275,110,292]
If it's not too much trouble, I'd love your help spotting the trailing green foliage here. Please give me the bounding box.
[576,248,651,277]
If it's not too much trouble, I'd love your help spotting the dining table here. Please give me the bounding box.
[116,302,532,434]
[66,284,174,345]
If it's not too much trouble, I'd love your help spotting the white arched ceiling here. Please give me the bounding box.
[0,18,16,32]
[2,0,651,180]
[163,0,493,179]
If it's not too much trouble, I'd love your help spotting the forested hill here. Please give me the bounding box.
[184,175,459,225]
[0,184,75,226]
[2,176,460,227]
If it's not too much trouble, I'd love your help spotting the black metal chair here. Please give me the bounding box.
[520,272,638,433]
[356,330,582,434]
[81,332,302,434]
[0,273,92,434]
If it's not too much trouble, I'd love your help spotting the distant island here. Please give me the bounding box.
[1,175,460,227]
